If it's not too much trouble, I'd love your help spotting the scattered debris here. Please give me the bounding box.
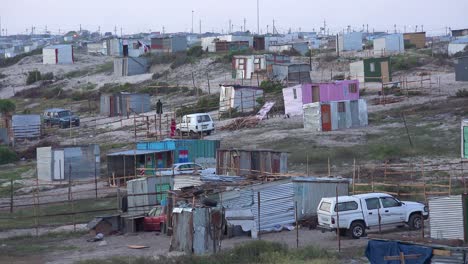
[128,245,149,249]
[86,233,104,242]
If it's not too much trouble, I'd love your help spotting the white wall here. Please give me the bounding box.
[448,43,468,56]
[43,48,57,64]
[349,61,365,83]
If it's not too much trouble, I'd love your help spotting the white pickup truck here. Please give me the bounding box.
[317,193,429,239]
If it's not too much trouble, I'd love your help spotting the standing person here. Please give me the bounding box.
[156,99,163,115]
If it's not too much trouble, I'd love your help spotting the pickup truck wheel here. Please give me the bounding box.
[349,222,365,239]
[206,130,212,136]
[409,213,422,230]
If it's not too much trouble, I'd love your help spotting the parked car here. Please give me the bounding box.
[317,193,428,239]
[43,108,80,128]
[176,113,214,136]
[159,162,216,176]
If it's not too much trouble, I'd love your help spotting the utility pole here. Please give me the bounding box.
[273,19,275,34]
[120,27,123,37]
[191,10,194,34]
[366,24,369,34]
[229,19,231,34]
[257,0,260,35]
[199,20,202,34]
[162,26,165,35]
[394,24,397,33]
[79,24,82,33]
[421,25,424,32]
[0,16,2,37]
[244,18,246,32]
[114,25,117,36]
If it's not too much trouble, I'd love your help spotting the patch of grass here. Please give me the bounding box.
[391,54,423,71]
[0,231,83,256]
[0,72,6,79]
[94,62,113,74]
[0,197,117,230]
[76,241,338,264]
[456,89,468,98]
[260,80,284,94]
[0,146,18,165]
[176,94,218,117]
[65,69,91,79]
[0,48,42,68]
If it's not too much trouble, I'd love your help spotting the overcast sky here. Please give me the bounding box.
[2,0,467,35]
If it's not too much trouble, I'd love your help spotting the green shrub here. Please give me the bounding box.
[260,80,284,94]
[42,72,54,81]
[187,46,204,57]
[0,99,16,114]
[0,147,18,165]
[0,72,6,79]
[456,89,468,98]
[26,70,41,85]
[391,55,423,71]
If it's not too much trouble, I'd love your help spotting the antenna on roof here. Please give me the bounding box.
[257,0,260,34]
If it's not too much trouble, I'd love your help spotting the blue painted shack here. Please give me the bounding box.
[137,140,220,167]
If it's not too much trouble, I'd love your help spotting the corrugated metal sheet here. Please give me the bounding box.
[12,115,41,139]
[303,103,322,131]
[127,176,173,214]
[174,176,202,190]
[171,209,193,253]
[216,149,288,176]
[455,57,468,82]
[0,128,9,144]
[463,120,468,158]
[293,177,349,219]
[138,140,220,163]
[338,32,363,52]
[193,208,214,255]
[429,196,465,241]
[431,251,466,264]
[114,57,148,77]
[37,147,52,182]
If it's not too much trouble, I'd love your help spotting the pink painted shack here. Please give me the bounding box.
[282,80,360,116]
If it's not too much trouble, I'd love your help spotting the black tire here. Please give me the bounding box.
[60,122,67,129]
[349,221,366,239]
[206,130,212,136]
[335,228,347,236]
[408,213,422,230]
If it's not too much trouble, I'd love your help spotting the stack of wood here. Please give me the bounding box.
[219,117,259,131]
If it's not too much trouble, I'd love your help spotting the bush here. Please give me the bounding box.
[260,80,284,94]
[26,70,41,85]
[187,46,204,57]
[281,48,302,56]
[0,48,42,68]
[332,74,345,80]
[0,72,6,79]
[42,72,54,81]
[391,55,422,71]
[0,99,16,114]
[456,89,468,98]
[0,147,18,165]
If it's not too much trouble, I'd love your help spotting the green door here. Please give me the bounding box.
[464,127,468,158]
[155,184,171,204]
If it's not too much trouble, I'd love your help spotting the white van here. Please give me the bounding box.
[176,113,215,136]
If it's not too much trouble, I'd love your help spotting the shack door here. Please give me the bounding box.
[53,150,65,180]
[312,86,320,102]
[321,104,331,131]
[350,100,360,127]
[380,61,390,83]
[337,102,347,129]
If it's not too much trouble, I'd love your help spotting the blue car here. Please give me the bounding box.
[43,108,80,128]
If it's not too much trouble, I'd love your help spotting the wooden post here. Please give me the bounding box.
[34,171,40,237]
[295,201,299,248]
[9,178,13,213]
[71,179,76,232]
[335,184,340,252]
[352,159,356,195]
[328,157,331,177]
[306,154,309,177]
[449,171,452,195]
[206,72,211,94]
[384,160,388,183]
[257,192,261,240]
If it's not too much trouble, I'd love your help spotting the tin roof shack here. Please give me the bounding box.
[216,180,293,238]
[337,32,363,52]
[448,38,468,56]
[216,149,288,177]
[293,177,349,220]
[104,38,123,56]
[201,35,253,52]
[11,114,41,142]
[403,32,426,49]
[269,41,309,56]
[232,55,266,80]
[107,150,174,181]
[455,57,468,82]
[42,44,74,64]
[350,57,392,83]
[265,54,291,76]
[253,35,265,51]
[151,35,187,53]
[113,57,149,77]
[100,92,151,117]
[282,80,360,116]
[429,195,468,242]
[137,139,220,166]
[171,207,223,255]
[37,145,100,182]
[127,176,173,214]
[373,34,404,56]
[303,99,368,132]
[219,85,263,114]
[452,28,468,38]
[463,119,468,159]
[272,63,311,84]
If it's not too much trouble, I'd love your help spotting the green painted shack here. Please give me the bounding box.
[350,57,392,83]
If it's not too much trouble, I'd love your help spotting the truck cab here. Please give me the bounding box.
[317,193,428,239]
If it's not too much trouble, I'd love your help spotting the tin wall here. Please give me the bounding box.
[12,115,41,140]
[282,85,303,116]
[138,140,220,164]
[429,195,466,241]
[216,149,288,176]
[63,145,100,180]
[303,103,322,131]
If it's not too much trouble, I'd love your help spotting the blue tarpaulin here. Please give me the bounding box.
[366,240,433,264]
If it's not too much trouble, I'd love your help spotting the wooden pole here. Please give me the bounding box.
[257,192,261,240]
[206,72,211,94]
[328,157,331,177]
[352,159,356,195]
[295,201,299,248]
[336,184,340,252]
[306,154,309,177]
[9,178,13,213]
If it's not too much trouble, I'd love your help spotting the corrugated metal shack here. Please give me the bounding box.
[216,149,288,176]
[232,55,266,80]
[114,57,149,76]
[215,41,250,53]
[271,63,311,84]
[282,80,360,117]
[171,207,223,255]
[455,56,468,82]
[265,54,290,76]
[403,32,426,49]
[127,176,173,214]
[463,119,468,159]
[137,140,220,166]
[151,35,187,53]
[37,145,100,181]
[429,195,468,242]
[350,57,392,83]
[107,149,174,180]
[303,99,368,132]
[43,44,74,64]
[293,177,349,220]
[11,114,41,141]
[100,92,151,117]
[219,85,264,114]
[337,32,363,52]
[373,34,405,56]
